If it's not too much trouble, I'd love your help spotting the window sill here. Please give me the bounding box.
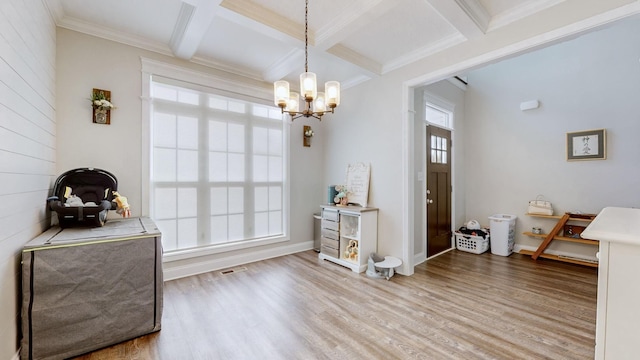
[162,235,289,263]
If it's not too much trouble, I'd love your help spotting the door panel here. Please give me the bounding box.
[426,126,452,257]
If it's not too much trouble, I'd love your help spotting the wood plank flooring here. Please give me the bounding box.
[74,250,597,360]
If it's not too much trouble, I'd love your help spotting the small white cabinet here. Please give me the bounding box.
[581,207,640,360]
[318,205,378,272]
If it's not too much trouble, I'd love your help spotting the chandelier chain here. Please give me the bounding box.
[304,0,309,73]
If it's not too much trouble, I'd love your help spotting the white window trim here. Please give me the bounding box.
[423,91,455,130]
[140,57,291,262]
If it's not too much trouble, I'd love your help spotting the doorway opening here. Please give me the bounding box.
[424,101,454,259]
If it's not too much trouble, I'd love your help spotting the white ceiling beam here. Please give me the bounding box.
[326,44,382,76]
[424,0,488,38]
[453,0,491,33]
[382,32,467,74]
[488,0,565,31]
[219,0,304,45]
[170,0,223,60]
[215,2,309,83]
[218,0,384,83]
[314,0,398,51]
[215,6,301,47]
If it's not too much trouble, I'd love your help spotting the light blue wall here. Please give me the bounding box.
[463,17,640,259]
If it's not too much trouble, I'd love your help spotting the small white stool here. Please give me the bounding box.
[374,256,402,280]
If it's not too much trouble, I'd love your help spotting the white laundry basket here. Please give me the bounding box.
[489,214,517,256]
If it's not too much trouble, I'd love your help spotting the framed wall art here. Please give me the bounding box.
[346,162,370,207]
[566,128,606,161]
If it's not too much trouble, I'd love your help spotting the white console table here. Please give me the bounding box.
[581,207,640,360]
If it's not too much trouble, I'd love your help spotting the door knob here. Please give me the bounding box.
[426,189,431,195]
[427,199,433,204]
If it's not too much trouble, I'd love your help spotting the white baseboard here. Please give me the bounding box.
[413,251,426,267]
[514,244,598,262]
[163,240,314,281]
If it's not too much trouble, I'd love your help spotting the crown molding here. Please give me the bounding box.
[56,16,173,57]
[340,74,373,90]
[382,32,467,74]
[190,55,264,82]
[141,57,271,101]
[43,0,64,24]
[488,0,565,31]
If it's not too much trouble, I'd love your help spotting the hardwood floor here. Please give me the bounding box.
[74,250,597,360]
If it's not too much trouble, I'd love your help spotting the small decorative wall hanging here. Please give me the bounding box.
[303,125,314,147]
[566,128,606,161]
[90,88,114,125]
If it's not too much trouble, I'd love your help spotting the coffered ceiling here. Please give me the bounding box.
[45,0,635,90]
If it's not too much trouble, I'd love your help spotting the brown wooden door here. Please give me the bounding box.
[426,126,452,257]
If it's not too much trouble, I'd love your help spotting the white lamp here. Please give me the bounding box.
[314,92,326,113]
[274,81,289,108]
[300,72,317,101]
[325,81,340,108]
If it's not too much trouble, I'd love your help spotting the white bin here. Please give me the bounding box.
[489,214,517,256]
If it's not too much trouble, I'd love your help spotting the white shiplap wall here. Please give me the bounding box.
[0,0,56,357]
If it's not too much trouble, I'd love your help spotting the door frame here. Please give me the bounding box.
[418,92,457,266]
[402,84,459,275]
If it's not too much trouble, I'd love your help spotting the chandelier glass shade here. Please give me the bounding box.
[273,0,340,120]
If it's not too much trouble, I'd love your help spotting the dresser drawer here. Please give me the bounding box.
[320,245,339,259]
[321,236,339,250]
[321,219,339,231]
[321,228,339,240]
[322,209,339,222]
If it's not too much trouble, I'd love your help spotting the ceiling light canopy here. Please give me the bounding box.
[273,0,340,121]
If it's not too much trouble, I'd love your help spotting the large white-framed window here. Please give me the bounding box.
[141,59,289,258]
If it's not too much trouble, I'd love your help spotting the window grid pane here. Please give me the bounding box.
[152,80,286,252]
[429,135,448,164]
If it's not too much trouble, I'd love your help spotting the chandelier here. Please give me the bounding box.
[273,0,340,121]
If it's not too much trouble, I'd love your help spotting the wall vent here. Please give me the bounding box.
[219,266,248,275]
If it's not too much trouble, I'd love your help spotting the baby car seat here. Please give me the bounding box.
[47,168,118,228]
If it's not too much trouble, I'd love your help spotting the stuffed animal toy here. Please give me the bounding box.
[344,240,358,261]
[112,191,131,218]
[64,195,84,207]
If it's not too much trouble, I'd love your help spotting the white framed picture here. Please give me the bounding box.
[346,163,370,207]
